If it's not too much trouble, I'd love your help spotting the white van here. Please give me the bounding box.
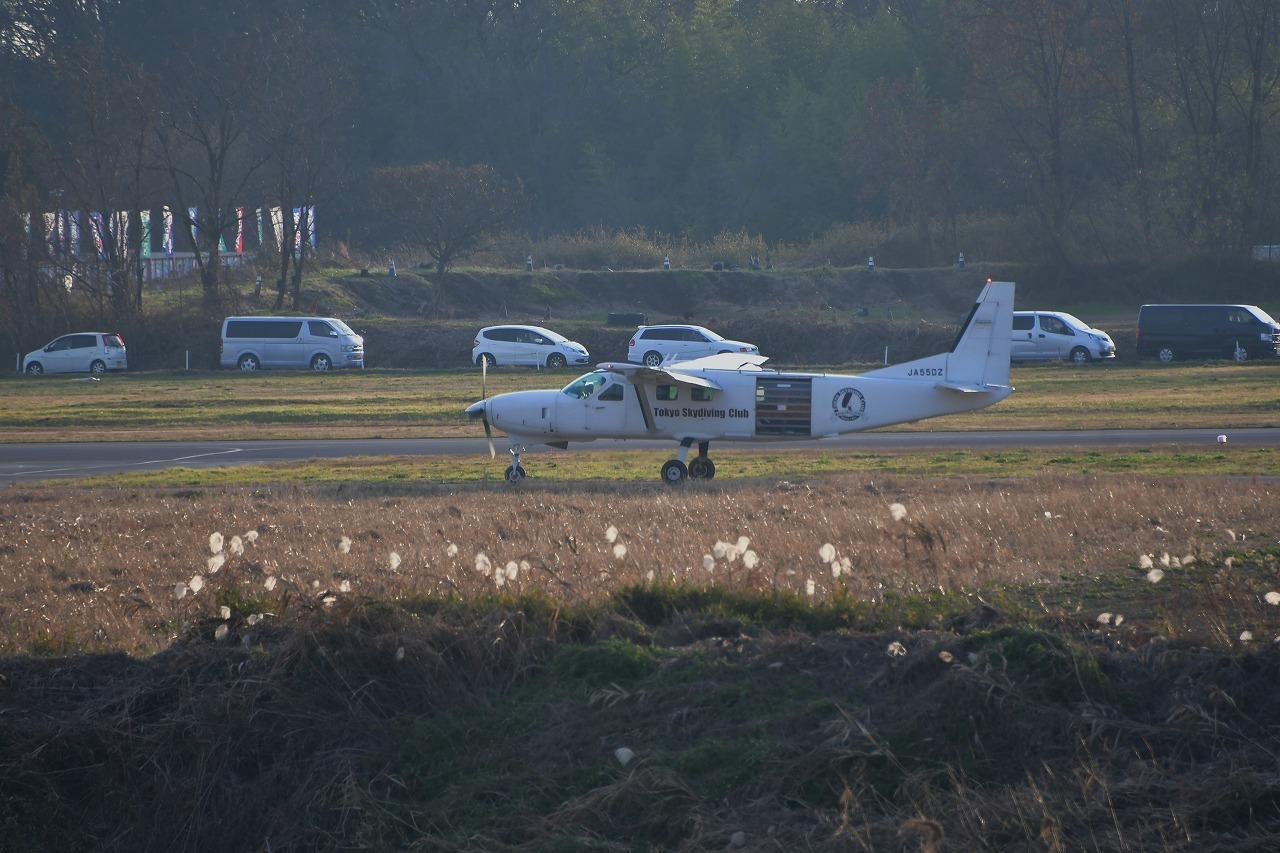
[220,316,364,371]
[1011,311,1116,364]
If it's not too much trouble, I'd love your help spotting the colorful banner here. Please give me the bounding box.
[235,207,244,253]
[44,212,57,256]
[90,212,106,257]
[67,211,80,257]
[162,206,174,255]
[113,211,129,257]
[256,208,264,247]
[140,210,152,258]
[270,206,283,249]
[308,205,317,250]
[188,207,198,248]
[293,208,302,254]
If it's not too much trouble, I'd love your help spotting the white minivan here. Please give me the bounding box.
[1011,311,1116,364]
[627,324,759,367]
[220,316,364,371]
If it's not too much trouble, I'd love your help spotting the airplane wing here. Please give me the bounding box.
[596,361,725,391]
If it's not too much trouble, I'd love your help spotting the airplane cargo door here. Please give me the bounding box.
[755,378,812,436]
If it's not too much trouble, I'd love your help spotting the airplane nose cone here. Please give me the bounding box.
[466,400,487,419]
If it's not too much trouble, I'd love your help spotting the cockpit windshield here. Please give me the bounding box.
[562,371,608,399]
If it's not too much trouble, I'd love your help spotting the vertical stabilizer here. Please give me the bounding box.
[946,281,1014,389]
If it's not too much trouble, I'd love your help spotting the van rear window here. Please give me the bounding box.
[225,320,303,339]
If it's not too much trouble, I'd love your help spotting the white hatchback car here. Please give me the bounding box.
[23,332,128,375]
[472,325,590,369]
[627,324,759,367]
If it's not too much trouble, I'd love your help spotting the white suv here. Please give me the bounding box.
[628,324,759,367]
[23,332,128,375]
[472,325,590,369]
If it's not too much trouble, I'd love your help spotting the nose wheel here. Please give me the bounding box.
[504,446,528,483]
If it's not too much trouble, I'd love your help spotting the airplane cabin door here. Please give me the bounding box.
[578,381,628,434]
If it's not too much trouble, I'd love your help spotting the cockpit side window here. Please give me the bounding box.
[562,372,608,399]
[598,383,624,401]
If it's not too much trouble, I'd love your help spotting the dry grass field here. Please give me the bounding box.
[2,474,1277,656]
[2,472,1280,849]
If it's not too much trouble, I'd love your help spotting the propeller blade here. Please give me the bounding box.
[480,357,494,458]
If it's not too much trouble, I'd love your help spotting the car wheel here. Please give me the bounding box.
[311,353,332,371]
[238,353,260,371]
[1069,347,1090,365]
[547,353,566,369]
[643,351,663,368]
[1232,345,1248,362]
[24,362,43,375]
[476,353,496,368]
[688,457,716,479]
[1157,347,1175,363]
[660,459,688,484]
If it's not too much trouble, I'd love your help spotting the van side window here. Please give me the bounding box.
[308,321,336,336]
[1012,315,1034,331]
[1227,309,1251,325]
[656,384,678,401]
[1039,315,1071,336]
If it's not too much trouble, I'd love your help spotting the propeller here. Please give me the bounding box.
[466,356,496,459]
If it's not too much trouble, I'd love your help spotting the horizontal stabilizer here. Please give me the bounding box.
[937,381,1012,394]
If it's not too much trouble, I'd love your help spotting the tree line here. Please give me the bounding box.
[1,0,1278,337]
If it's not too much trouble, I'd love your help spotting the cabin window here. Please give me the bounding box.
[655,384,678,401]
[691,387,713,402]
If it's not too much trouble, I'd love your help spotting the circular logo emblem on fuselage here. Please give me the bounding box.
[832,387,865,422]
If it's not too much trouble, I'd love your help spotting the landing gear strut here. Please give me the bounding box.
[661,440,715,484]
[504,445,528,483]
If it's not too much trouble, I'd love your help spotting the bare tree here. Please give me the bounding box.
[50,39,157,321]
[247,2,350,311]
[151,41,268,315]
[368,161,526,316]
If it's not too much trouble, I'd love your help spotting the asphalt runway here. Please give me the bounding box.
[1,428,1276,485]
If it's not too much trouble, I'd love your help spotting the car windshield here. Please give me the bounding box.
[331,320,357,336]
[1057,313,1088,329]
[704,328,726,341]
[1248,306,1279,325]
[561,371,608,399]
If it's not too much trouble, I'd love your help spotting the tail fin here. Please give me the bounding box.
[862,281,1014,391]
[944,280,1014,390]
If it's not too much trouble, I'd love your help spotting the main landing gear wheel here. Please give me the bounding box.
[688,456,716,479]
[661,460,688,484]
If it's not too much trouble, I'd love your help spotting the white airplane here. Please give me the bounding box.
[467,280,1015,483]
